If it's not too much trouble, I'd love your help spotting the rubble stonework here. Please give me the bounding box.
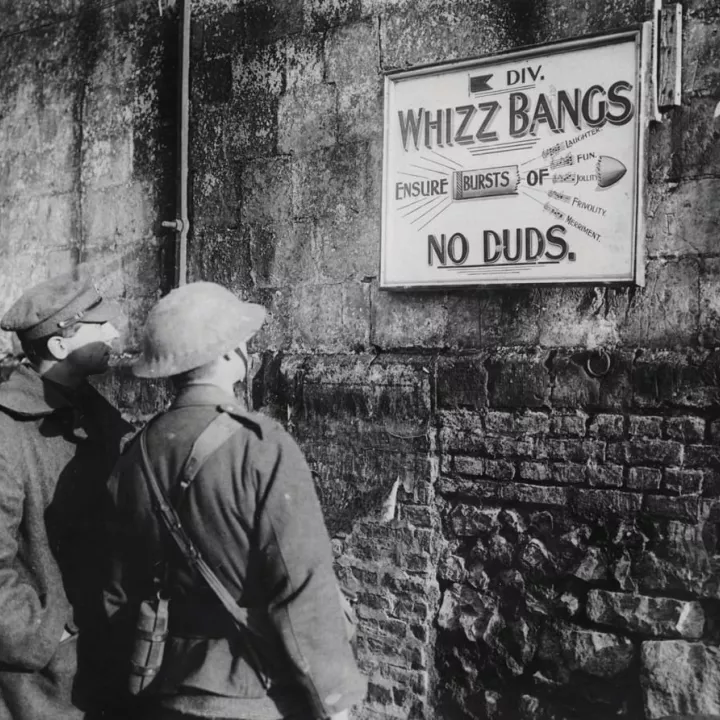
[249,351,720,719]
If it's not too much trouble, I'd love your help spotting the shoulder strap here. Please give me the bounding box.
[174,412,244,505]
[138,426,270,687]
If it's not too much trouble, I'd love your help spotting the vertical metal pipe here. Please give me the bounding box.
[176,0,191,286]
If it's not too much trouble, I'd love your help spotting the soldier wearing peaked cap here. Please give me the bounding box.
[0,272,133,720]
[104,281,366,720]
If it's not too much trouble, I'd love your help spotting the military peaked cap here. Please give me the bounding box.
[1,273,120,341]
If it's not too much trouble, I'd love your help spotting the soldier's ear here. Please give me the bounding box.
[46,335,70,361]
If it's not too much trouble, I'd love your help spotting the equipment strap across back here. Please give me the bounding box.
[138,414,270,688]
[173,412,245,507]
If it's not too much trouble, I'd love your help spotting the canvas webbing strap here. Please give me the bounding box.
[138,416,270,688]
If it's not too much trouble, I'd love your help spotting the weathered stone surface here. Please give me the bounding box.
[476,289,543,348]
[371,288,449,349]
[483,459,515,481]
[504,483,569,507]
[538,622,635,683]
[700,257,720,346]
[451,456,484,476]
[481,535,514,569]
[519,462,550,482]
[514,412,550,436]
[646,179,720,257]
[570,488,643,519]
[686,444,720,469]
[292,140,380,219]
[497,509,526,540]
[552,351,634,411]
[83,182,154,244]
[586,463,624,488]
[683,18,720,97]
[587,589,705,639]
[437,355,487,410]
[644,494,701,524]
[635,520,719,598]
[325,19,378,82]
[632,350,716,410]
[551,462,586,485]
[606,439,684,466]
[379,0,511,69]
[629,415,663,438]
[437,582,505,649]
[549,411,587,438]
[449,505,499,537]
[535,287,621,349]
[442,293,483,349]
[517,538,551,578]
[616,259,700,347]
[314,212,380,281]
[300,354,433,425]
[650,97,720,181]
[224,43,284,158]
[664,468,704,495]
[304,0,361,31]
[439,411,535,456]
[284,33,325,90]
[588,413,625,440]
[666,416,705,443]
[277,82,337,152]
[627,467,663,491]
[243,219,317,288]
[538,438,605,463]
[337,77,384,143]
[268,281,371,352]
[0,194,74,256]
[572,546,608,582]
[642,641,720,719]
[487,351,550,409]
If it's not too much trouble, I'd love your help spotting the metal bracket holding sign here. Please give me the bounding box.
[658,3,683,111]
[380,29,652,289]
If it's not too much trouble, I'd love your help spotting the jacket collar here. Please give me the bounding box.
[0,364,78,417]
[171,383,244,411]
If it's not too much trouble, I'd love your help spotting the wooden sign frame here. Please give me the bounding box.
[380,28,652,289]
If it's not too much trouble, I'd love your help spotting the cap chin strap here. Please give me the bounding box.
[233,345,249,379]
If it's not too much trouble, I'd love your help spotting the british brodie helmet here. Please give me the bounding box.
[133,282,266,379]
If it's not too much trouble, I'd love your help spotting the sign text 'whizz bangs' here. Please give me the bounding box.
[380,31,648,288]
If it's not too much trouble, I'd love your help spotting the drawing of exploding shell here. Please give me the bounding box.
[596,156,627,188]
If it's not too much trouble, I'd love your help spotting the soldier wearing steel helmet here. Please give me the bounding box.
[104,281,366,720]
[0,272,133,720]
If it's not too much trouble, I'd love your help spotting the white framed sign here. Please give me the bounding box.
[380,29,650,288]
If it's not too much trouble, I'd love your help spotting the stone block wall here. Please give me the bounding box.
[189,0,720,718]
[435,350,720,719]
[0,0,177,356]
[254,347,720,719]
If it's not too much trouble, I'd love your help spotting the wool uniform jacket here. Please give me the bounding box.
[104,383,366,720]
[0,364,133,720]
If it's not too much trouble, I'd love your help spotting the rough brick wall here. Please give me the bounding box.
[0,0,177,359]
[436,350,720,719]
[189,0,720,718]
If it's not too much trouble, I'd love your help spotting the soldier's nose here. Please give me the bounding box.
[101,322,120,345]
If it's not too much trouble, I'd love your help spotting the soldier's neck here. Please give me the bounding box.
[181,378,237,397]
[35,359,86,389]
